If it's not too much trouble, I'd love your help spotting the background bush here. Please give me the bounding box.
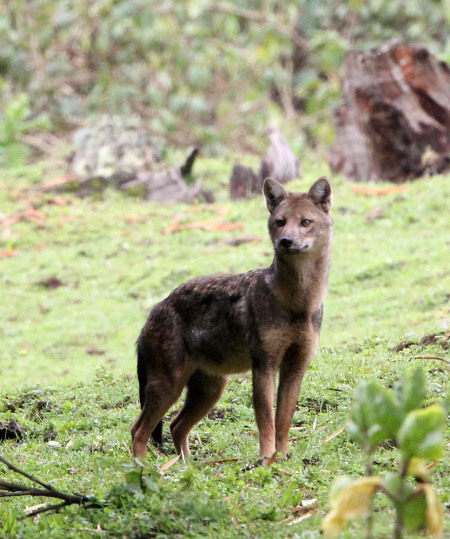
[1,0,449,154]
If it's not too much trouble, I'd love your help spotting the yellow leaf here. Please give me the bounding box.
[423,484,444,538]
[322,513,347,537]
[322,477,381,537]
[408,457,429,482]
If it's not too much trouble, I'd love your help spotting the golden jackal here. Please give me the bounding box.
[131,177,332,463]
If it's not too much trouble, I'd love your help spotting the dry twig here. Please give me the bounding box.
[0,457,102,519]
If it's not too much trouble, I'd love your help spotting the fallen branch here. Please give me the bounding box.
[0,457,102,519]
[415,356,450,365]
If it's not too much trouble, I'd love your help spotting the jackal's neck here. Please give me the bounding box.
[270,249,330,313]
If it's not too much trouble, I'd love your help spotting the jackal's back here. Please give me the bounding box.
[138,269,266,375]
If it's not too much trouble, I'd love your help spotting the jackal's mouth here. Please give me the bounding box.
[278,244,310,254]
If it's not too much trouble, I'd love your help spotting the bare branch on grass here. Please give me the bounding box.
[0,456,102,519]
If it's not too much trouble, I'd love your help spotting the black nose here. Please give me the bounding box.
[280,237,293,248]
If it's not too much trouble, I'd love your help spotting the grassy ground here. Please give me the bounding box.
[0,158,448,537]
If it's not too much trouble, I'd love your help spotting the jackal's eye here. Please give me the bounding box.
[301,219,312,227]
[275,219,285,228]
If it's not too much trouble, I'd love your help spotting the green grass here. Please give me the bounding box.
[0,159,448,537]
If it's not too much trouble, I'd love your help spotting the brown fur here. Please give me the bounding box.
[131,177,333,462]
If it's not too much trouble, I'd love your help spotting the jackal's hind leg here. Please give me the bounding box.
[170,370,229,458]
[131,375,185,460]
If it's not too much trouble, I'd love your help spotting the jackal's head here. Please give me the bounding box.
[263,177,332,256]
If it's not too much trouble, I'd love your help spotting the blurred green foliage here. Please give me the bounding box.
[0,0,448,153]
[0,87,50,167]
[324,368,446,537]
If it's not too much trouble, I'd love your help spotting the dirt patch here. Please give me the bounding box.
[300,397,338,414]
[4,392,53,415]
[0,419,25,442]
[393,332,449,352]
[36,276,65,290]
[207,407,236,420]
[101,396,133,410]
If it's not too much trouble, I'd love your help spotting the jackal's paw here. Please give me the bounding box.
[242,453,282,470]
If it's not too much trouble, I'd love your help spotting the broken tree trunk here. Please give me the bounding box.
[329,41,450,182]
[229,164,260,201]
[230,128,300,200]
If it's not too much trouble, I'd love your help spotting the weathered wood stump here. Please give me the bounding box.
[229,164,260,201]
[230,128,300,200]
[329,41,450,182]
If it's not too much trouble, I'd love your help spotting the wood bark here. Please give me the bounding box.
[329,41,450,182]
[230,128,300,200]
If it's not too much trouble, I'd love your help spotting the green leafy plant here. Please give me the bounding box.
[1,1,448,151]
[322,367,446,538]
[0,89,50,167]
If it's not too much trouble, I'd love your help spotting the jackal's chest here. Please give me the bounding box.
[258,318,319,364]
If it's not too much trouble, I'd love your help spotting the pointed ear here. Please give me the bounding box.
[307,177,332,214]
[263,178,288,213]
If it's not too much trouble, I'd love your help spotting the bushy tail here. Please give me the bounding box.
[136,339,147,408]
[136,338,163,444]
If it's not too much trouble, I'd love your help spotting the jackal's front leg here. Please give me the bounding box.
[252,365,276,458]
[275,349,312,456]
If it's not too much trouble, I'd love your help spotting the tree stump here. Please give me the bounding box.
[329,41,450,182]
[230,128,300,200]
[230,164,259,201]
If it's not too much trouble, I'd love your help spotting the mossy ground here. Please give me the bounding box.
[0,159,448,537]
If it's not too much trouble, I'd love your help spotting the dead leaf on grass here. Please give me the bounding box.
[25,503,46,513]
[231,515,241,528]
[266,451,279,466]
[159,454,181,472]
[47,441,62,447]
[86,348,106,356]
[322,426,345,444]
[279,503,318,525]
[352,185,408,195]
[302,498,318,507]
[288,510,316,525]
[215,205,230,216]
[165,215,244,234]
[124,216,140,224]
[1,206,46,229]
[48,196,68,206]
[0,249,19,259]
[213,236,263,247]
[81,524,106,533]
[41,175,78,190]
[365,206,384,222]
[24,204,46,223]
